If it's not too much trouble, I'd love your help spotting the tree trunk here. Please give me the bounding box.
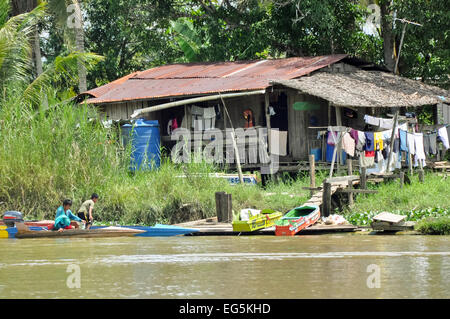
[11,0,42,76]
[33,26,43,76]
[380,1,396,72]
[74,1,87,93]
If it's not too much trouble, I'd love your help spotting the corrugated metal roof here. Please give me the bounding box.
[84,55,347,104]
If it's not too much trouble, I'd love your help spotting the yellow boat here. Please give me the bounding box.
[232,209,282,232]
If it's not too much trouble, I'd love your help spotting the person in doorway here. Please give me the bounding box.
[77,193,99,230]
[54,199,85,232]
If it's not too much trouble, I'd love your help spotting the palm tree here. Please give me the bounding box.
[9,0,89,93]
[0,0,102,106]
[48,0,87,92]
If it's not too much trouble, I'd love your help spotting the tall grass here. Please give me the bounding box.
[4,92,446,226]
[0,94,316,224]
[0,95,125,218]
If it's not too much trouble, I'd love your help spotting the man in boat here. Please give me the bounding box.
[54,199,85,232]
[77,193,99,230]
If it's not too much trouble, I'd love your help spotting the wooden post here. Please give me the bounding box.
[418,169,424,183]
[408,152,413,175]
[399,171,405,188]
[215,192,232,222]
[322,182,332,217]
[347,179,354,207]
[347,158,353,176]
[309,154,316,197]
[360,167,367,190]
[335,106,342,168]
[264,91,275,181]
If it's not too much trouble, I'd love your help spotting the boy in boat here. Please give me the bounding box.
[54,199,85,232]
[77,193,99,230]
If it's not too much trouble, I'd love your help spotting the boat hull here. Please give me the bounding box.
[232,212,282,232]
[91,224,199,237]
[14,226,145,239]
[275,205,320,236]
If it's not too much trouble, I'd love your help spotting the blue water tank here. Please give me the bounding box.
[121,119,161,171]
[310,148,322,162]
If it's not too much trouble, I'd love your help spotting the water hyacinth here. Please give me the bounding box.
[345,207,449,226]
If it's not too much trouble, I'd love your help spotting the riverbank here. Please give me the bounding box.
[0,100,448,227]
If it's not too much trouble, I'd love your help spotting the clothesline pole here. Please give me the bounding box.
[220,94,244,184]
[329,132,342,179]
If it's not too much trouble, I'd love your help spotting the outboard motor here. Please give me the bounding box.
[2,211,24,227]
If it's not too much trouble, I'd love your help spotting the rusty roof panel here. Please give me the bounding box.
[86,77,269,104]
[84,55,347,104]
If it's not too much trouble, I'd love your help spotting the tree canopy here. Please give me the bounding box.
[6,0,450,92]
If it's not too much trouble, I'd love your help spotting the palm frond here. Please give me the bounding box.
[23,52,103,106]
[0,2,47,94]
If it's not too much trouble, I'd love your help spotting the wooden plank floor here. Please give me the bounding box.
[174,217,358,236]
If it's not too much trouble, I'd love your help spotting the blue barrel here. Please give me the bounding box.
[121,119,160,171]
[310,148,322,162]
[326,144,346,165]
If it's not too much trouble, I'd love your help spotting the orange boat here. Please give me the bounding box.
[275,205,320,236]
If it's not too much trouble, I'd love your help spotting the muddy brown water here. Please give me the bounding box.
[0,234,449,298]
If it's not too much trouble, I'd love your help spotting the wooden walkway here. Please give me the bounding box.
[174,217,358,236]
[303,177,360,207]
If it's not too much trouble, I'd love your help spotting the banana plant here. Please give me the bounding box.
[169,17,205,62]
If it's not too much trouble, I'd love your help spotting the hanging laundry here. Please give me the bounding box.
[399,130,408,152]
[327,130,338,146]
[214,104,222,120]
[342,132,355,157]
[349,129,359,143]
[356,131,366,152]
[406,132,416,155]
[423,133,437,156]
[360,151,375,167]
[398,123,408,131]
[364,132,374,152]
[373,132,384,151]
[413,133,426,168]
[381,130,392,140]
[203,106,216,130]
[393,138,400,153]
[364,115,380,126]
[269,106,276,116]
[368,151,387,174]
[379,118,394,129]
[438,126,450,150]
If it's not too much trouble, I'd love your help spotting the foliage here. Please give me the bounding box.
[391,0,450,87]
[415,216,450,235]
[82,0,181,87]
[0,1,45,95]
[345,207,449,226]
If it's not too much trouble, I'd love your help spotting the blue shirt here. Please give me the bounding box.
[54,206,82,230]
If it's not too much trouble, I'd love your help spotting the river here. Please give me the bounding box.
[0,234,449,298]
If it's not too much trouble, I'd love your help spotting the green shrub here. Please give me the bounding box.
[415,217,450,235]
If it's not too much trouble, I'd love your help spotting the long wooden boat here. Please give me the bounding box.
[14,223,145,239]
[275,205,320,236]
[232,209,283,232]
[2,222,199,238]
[91,224,199,237]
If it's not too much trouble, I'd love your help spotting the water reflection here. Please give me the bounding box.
[0,235,448,298]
